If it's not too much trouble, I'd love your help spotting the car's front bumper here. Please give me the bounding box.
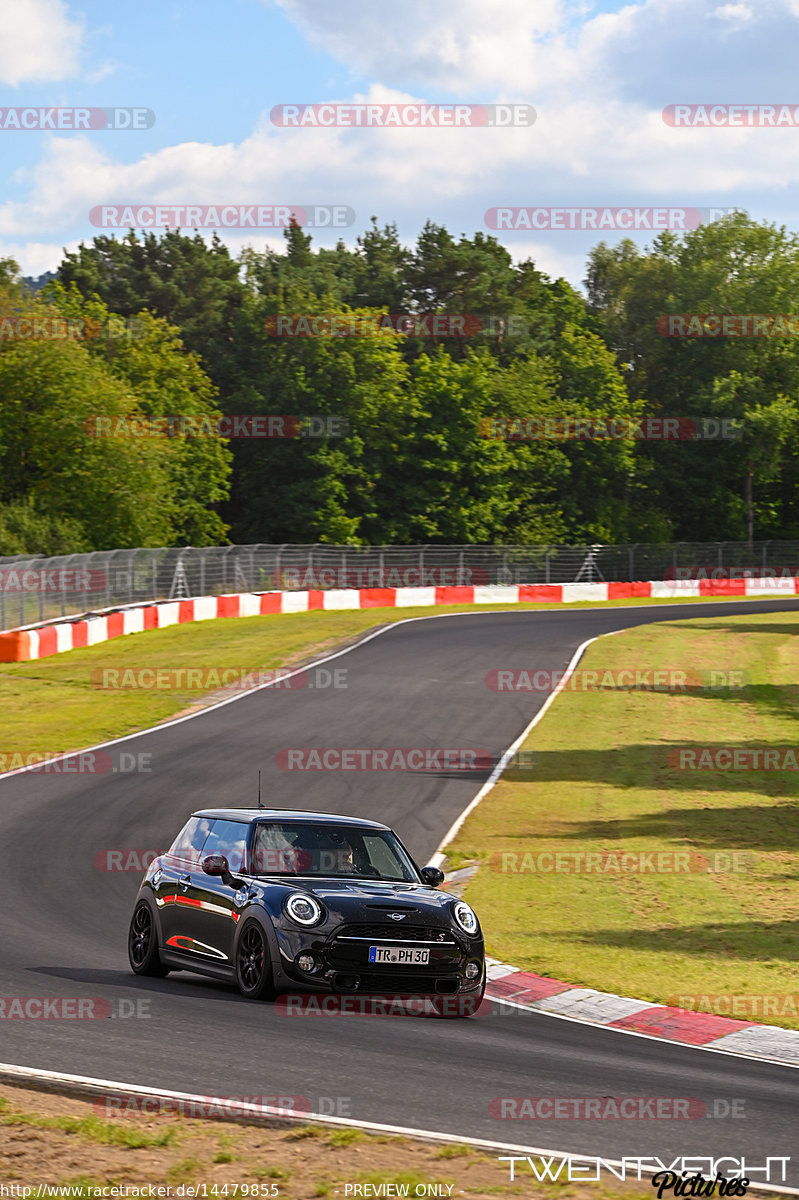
[273,921,485,995]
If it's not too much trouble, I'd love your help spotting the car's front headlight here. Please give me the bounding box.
[452,901,480,935]
[284,892,323,927]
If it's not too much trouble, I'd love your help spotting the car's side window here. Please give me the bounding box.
[201,819,249,874]
[169,816,213,864]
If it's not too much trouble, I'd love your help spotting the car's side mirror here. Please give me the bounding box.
[420,865,445,888]
[202,854,241,888]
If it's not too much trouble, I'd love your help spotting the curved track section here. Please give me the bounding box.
[1,601,797,1176]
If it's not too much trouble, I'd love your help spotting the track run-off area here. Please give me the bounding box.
[0,599,797,1184]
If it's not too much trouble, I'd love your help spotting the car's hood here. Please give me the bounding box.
[299,878,462,918]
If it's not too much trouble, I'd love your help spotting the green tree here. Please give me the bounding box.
[587,214,799,542]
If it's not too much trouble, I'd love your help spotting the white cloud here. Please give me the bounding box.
[0,0,84,86]
[272,0,567,92]
[4,1,799,287]
[269,0,799,104]
[0,238,81,278]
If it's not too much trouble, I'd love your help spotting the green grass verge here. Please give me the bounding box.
[0,594,773,763]
[0,1107,175,1148]
[449,610,799,1028]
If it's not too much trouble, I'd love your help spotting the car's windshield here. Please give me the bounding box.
[249,822,418,882]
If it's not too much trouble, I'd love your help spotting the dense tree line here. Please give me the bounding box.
[1,212,797,554]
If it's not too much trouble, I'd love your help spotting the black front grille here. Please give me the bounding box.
[325,924,464,973]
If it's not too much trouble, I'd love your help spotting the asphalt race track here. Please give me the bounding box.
[1,601,798,1180]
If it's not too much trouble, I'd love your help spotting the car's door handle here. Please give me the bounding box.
[178,873,191,891]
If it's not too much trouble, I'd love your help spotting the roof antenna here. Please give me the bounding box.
[257,769,264,809]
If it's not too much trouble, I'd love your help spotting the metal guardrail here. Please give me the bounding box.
[0,540,795,632]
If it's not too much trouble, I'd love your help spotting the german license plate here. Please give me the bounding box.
[368,946,430,965]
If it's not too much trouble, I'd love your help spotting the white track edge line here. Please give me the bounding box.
[429,631,600,865]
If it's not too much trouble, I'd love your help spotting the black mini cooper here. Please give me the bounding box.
[128,808,485,1013]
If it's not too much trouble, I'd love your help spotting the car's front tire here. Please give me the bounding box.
[235,919,278,1000]
[128,899,170,977]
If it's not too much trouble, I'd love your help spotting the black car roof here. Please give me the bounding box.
[191,808,391,831]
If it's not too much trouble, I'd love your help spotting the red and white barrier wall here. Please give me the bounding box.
[1,576,797,663]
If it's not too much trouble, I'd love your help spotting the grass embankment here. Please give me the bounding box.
[0,1084,655,1197]
[0,594,767,763]
[449,611,799,1028]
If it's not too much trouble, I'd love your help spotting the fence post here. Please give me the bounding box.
[274,544,287,590]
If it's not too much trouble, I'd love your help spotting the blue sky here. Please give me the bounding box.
[2,0,798,290]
